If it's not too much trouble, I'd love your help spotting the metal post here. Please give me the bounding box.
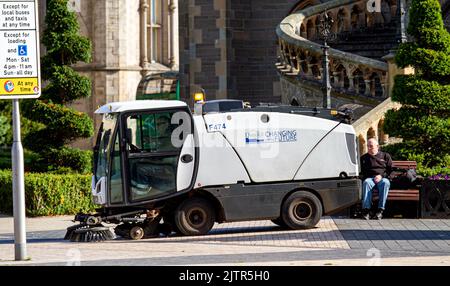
[321,43,331,109]
[12,99,27,261]
[318,11,335,109]
[395,0,407,44]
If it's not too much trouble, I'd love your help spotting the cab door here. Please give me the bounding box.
[121,108,196,204]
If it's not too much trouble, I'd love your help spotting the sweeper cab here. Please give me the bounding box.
[65,98,361,242]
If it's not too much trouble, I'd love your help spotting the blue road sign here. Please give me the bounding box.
[18,45,28,56]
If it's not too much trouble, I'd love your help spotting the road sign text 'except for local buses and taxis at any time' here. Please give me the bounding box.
[0,0,40,99]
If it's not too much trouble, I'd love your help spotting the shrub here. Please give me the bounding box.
[420,167,450,178]
[0,170,95,216]
[0,148,40,171]
[384,0,450,169]
[23,0,93,174]
[0,101,45,148]
[381,143,450,177]
[0,115,9,146]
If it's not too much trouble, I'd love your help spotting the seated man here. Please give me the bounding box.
[360,138,393,220]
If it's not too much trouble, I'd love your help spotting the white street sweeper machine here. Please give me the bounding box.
[65,99,361,242]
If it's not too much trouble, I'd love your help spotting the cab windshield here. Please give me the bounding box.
[94,113,117,181]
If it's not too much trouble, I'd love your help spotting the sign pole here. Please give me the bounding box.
[1,0,40,261]
[11,98,27,260]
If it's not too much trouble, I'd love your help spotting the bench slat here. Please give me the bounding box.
[373,194,419,198]
[392,161,417,169]
[373,190,419,194]
[373,189,420,201]
[373,196,420,201]
[385,197,420,201]
[388,190,419,194]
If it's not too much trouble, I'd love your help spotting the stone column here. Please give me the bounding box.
[278,42,287,68]
[281,45,289,69]
[381,83,387,97]
[333,71,339,87]
[295,51,302,72]
[168,0,179,69]
[140,0,149,71]
[364,79,372,96]
[286,47,293,70]
[298,60,306,77]
[306,64,314,78]
[290,56,298,73]
[348,75,355,92]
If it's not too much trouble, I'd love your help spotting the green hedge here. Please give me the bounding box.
[0,170,95,217]
[381,142,450,176]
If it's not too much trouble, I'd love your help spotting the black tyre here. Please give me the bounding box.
[281,191,322,230]
[175,197,215,236]
[271,217,287,228]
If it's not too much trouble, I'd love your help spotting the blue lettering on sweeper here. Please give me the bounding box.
[245,130,297,144]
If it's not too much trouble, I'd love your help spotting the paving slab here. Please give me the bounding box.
[1,215,450,265]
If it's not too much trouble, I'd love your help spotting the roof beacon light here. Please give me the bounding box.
[194,92,205,102]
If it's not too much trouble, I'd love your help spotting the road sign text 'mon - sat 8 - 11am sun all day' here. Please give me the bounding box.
[0,0,40,99]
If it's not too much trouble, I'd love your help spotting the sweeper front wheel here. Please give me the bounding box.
[130,226,145,240]
[114,219,162,240]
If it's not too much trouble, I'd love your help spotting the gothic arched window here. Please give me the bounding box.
[148,0,162,63]
[140,0,178,70]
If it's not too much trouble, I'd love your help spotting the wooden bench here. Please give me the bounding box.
[372,161,419,202]
[371,160,420,217]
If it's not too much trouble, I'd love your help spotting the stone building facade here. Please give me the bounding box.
[178,0,302,105]
[36,0,449,149]
[38,0,179,148]
[180,0,449,104]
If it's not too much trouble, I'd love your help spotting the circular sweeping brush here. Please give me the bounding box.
[64,224,115,242]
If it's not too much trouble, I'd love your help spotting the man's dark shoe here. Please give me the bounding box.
[362,209,370,220]
[375,209,383,220]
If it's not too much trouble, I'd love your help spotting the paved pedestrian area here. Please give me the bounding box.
[151,218,350,249]
[0,214,450,265]
[334,218,450,252]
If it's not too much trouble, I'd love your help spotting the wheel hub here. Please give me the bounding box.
[293,201,313,221]
[130,226,145,240]
[188,208,206,227]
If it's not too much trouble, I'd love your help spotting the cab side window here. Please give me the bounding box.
[126,112,177,153]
